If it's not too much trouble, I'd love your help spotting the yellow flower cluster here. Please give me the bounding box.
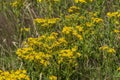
[16,32,69,66]
[10,0,23,7]
[91,17,103,23]
[0,70,30,80]
[113,29,120,33]
[16,27,82,66]
[37,0,60,3]
[16,48,52,66]
[49,75,57,80]
[62,26,73,34]
[62,26,83,40]
[99,45,116,54]
[117,67,120,71]
[75,0,93,3]
[86,22,94,27]
[89,12,99,17]
[107,12,120,18]
[68,6,80,13]
[20,27,30,32]
[58,47,81,64]
[34,18,59,27]
[10,1,19,7]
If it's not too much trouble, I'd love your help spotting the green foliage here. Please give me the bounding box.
[0,0,120,80]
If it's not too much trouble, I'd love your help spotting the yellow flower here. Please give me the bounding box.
[107,48,116,54]
[47,18,59,24]
[62,26,73,34]
[99,45,109,50]
[79,16,86,20]
[37,0,42,3]
[79,0,86,3]
[48,35,56,40]
[21,27,30,32]
[89,0,93,2]
[75,0,93,3]
[86,22,94,27]
[53,0,60,1]
[0,70,30,80]
[92,17,103,23]
[113,29,120,33]
[117,67,120,71]
[49,75,57,80]
[75,0,86,3]
[75,25,83,32]
[15,70,21,75]
[107,12,119,18]
[117,13,120,17]
[99,45,116,54]
[40,60,50,67]
[60,49,73,58]
[68,6,80,13]
[72,46,78,52]
[58,37,67,44]
[72,31,83,40]
[75,0,79,3]
[51,32,58,37]
[10,1,18,7]
[76,52,81,57]
[76,34,83,40]
[34,18,46,24]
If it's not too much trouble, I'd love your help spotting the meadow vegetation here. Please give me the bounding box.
[0,0,120,80]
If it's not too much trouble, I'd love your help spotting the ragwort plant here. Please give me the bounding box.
[1,0,120,80]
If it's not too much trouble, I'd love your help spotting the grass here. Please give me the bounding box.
[0,0,120,80]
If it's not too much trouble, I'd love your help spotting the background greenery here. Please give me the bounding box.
[0,0,120,80]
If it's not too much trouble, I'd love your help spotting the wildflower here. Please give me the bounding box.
[79,0,86,3]
[41,23,48,27]
[72,31,83,40]
[117,13,120,17]
[62,26,73,34]
[27,37,40,46]
[99,45,109,50]
[51,32,58,37]
[0,70,30,80]
[107,48,116,54]
[75,0,79,3]
[34,18,46,24]
[20,27,30,32]
[79,16,86,20]
[58,37,67,44]
[49,75,57,80]
[99,45,116,54]
[86,22,94,27]
[10,1,18,7]
[75,0,86,3]
[89,0,93,2]
[48,35,56,40]
[92,17,103,23]
[59,49,73,58]
[76,34,83,40]
[76,52,81,57]
[75,0,92,3]
[40,60,50,67]
[68,6,80,13]
[117,67,120,71]
[115,21,119,25]
[71,46,78,52]
[47,18,59,24]
[113,29,120,33]
[75,25,83,32]
[107,12,119,18]
[37,0,42,3]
